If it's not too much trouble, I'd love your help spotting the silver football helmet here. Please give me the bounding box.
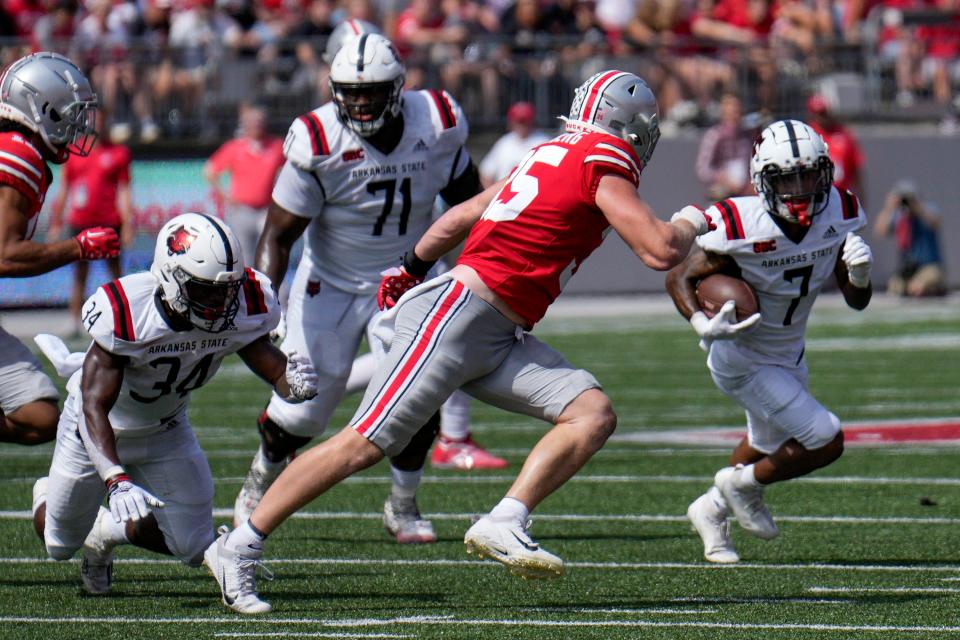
[751,119,834,226]
[323,19,381,64]
[0,52,98,163]
[329,33,405,137]
[565,70,660,167]
[151,213,245,333]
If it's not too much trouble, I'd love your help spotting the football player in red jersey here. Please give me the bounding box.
[0,52,119,445]
[204,70,714,613]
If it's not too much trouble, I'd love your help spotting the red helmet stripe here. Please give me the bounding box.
[580,71,628,124]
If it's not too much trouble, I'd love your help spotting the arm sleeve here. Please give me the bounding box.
[271,161,326,220]
[0,134,46,210]
[81,288,119,355]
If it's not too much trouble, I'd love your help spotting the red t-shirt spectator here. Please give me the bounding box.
[394,7,444,58]
[63,141,132,229]
[811,122,864,194]
[206,136,284,209]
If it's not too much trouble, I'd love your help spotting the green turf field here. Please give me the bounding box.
[2,296,960,639]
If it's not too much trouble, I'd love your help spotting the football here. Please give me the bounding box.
[696,274,760,322]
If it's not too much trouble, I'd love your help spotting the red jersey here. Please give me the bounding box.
[811,122,863,193]
[458,128,642,327]
[207,136,284,209]
[0,131,51,239]
[63,141,132,228]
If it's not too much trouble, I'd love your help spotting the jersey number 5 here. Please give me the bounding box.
[481,145,568,222]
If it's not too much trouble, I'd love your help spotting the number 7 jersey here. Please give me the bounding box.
[68,270,280,433]
[697,186,866,365]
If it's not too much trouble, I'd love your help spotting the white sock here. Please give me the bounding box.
[489,497,529,524]
[740,464,763,488]
[439,390,471,441]
[390,466,422,499]
[707,486,729,516]
[226,521,265,555]
[103,510,130,545]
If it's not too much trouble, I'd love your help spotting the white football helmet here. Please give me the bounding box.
[323,19,381,64]
[0,52,98,163]
[329,33,405,137]
[565,70,660,167]
[751,119,834,226]
[150,213,245,333]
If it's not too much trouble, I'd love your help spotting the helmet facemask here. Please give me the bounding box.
[621,112,660,167]
[330,77,403,137]
[169,267,242,333]
[759,156,833,226]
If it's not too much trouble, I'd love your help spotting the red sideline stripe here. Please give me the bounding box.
[716,199,745,240]
[839,189,859,220]
[428,90,455,129]
[103,280,134,341]
[298,113,329,156]
[243,268,268,316]
[581,70,623,123]
[355,281,464,435]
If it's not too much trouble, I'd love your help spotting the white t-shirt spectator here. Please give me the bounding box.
[479,130,551,184]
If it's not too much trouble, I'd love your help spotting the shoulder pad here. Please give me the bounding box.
[283,111,330,170]
[81,282,136,355]
[711,198,747,241]
[836,188,861,221]
[240,268,281,335]
[424,90,468,142]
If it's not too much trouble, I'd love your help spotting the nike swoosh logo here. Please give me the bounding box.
[220,565,235,606]
[509,531,539,552]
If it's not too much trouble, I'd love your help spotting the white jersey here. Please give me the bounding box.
[272,89,472,294]
[698,186,866,366]
[478,130,551,183]
[67,269,280,433]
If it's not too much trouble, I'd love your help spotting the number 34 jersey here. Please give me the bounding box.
[68,270,280,433]
[272,90,472,295]
[698,186,866,366]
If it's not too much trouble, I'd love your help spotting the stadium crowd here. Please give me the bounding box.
[1,0,958,140]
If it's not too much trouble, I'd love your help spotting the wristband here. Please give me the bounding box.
[104,465,127,487]
[402,250,436,279]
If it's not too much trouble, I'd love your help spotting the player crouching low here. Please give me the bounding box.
[666,120,873,563]
[31,213,317,599]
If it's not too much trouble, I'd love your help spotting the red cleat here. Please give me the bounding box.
[431,435,508,470]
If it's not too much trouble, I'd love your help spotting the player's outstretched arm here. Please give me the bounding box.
[595,175,711,271]
[835,232,872,311]
[0,188,85,277]
[255,201,311,290]
[238,335,319,403]
[413,177,508,263]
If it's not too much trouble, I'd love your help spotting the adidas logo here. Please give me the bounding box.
[822,225,838,239]
[413,139,429,152]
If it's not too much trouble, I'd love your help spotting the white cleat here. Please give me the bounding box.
[204,528,272,614]
[464,516,563,579]
[81,507,116,595]
[233,448,288,529]
[714,466,779,540]
[687,494,739,563]
[383,495,437,544]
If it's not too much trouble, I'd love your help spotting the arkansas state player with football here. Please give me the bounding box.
[205,70,714,613]
[0,52,119,445]
[666,120,873,563]
[232,33,502,546]
[30,213,318,596]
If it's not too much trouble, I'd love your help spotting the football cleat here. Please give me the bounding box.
[81,507,116,595]
[431,436,508,471]
[464,516,563,579]
[714,466,779,540]
[233,448,289,529]
[687,494,739,563]
[383,495,437,544]
[204,528,273,614]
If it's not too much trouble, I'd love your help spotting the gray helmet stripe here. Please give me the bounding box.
[357,33,370,73]
[783,119,800,158]
[199,213,234,271]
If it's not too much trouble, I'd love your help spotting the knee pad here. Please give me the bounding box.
[391,412,440,471]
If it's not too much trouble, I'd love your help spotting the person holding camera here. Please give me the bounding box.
[874,180,947,297]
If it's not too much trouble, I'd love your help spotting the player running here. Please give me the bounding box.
[0,52,119,445]
[232,32,502,545]
[30,213,318,595]
[205,69,713,614]
[667,119,873,563]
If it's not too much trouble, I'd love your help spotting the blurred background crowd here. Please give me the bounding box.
[1,0,959,143]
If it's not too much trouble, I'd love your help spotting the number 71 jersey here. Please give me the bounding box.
[69,270,280,433]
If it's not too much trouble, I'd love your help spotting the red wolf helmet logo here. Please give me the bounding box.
[166,226,197,256]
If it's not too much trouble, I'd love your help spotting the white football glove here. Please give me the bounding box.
[107,476,165,523]
[842,231,872,288]
[284,351,318,403]
[270,309,287,345]
[690,300,761,352]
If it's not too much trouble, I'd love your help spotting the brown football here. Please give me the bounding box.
[696,274,760,322]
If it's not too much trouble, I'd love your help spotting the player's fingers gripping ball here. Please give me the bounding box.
[285,351,319,402]
[842,232,872,288]
[76,226,121,260]
[377,267,423,310]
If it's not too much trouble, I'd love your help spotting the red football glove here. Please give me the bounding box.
[76,226,120,260]
[377,267,423,310]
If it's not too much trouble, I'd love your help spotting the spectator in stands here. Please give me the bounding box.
[31,0,77,53]
[47,109,134,336]
[807,93,864,196]
[287,0,335,103]
[695,92,755,201]
[478,101,550,187]
[874,180,947,297]
[204,103,284,262]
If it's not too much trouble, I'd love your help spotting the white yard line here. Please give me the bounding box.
[810,586,960,594]
[215,634,413,639]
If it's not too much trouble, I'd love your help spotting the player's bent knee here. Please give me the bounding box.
[562,389,617,445]
[266,398,331,438]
